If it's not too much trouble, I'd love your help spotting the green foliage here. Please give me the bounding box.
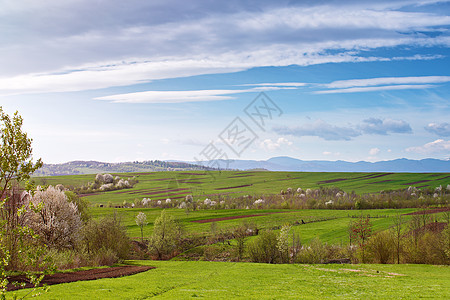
[65,191,90,223]
[149,210,180,259]
[0,108,48,299]
[295,238,328,264]
[366,230,394,264]
[247,230,279,263]
[0,107,42,198]
[81,214,130,264]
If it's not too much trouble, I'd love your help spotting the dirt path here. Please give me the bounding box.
[7,265,154,291]
[403,207,450,215]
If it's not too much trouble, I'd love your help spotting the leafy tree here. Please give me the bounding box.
[135,212,148,243]
[248,230,279,263]
[0,107,42,200]
[0,107,45,298]
[149,210,179,259]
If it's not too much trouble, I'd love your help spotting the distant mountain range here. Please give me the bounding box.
[201,156,450,173]
[33,160,215,176]
[33,157,450,176]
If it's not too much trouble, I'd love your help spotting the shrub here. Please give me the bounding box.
[81,213,130,264]
[295,238,327,264]
[366,230,394,264]
[149,210,180,259]
[248,230,279,263]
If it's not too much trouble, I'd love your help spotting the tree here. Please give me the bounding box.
[349,215,373,263]
[0,107,45,298]
[391,214,404,264]
[26,186,82,250]
[0,107,42,200]
[277,224,291,263]
[135,212,148,243]
[149,210,179,259]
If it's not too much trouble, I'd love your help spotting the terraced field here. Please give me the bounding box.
[33,171,450,206]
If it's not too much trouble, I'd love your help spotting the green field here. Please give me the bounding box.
[9,260,450,299]
[94,207,421,242]
[34,171,450,205]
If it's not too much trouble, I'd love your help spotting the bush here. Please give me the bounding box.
[248,230,279,263]
[366,230,394,264]
[81,213,130,265]
[295,238,327,264]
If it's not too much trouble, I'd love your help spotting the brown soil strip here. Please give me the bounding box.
[215,184,252,190]
[403,180,431,185]
[317,178,347,184]
[191,211,290,223]
[7,265,154,291]
[191,214,266,223]
[227,174,254,178]
[368,180,393,184]
[179,173,208,176]
[403,207,450,215]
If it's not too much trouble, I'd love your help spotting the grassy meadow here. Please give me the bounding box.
[9,260,450,299]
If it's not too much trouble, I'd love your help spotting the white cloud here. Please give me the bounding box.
[273,120,361,141]
[324,76,450,89]
[406,139,450,154]
[369,148,380,156]
[1,2,450,94]
[360,118,412,135]
[260,137,293,151]
[425,122,450,137]
[240,82,308,87]
[314,84,435,94]
[94,86,289,103]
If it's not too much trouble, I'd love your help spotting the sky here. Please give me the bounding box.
[0,0,449,164]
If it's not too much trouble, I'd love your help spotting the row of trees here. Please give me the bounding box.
[140,209,449,265]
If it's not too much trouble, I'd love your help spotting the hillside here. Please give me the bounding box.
[33,160,215,176]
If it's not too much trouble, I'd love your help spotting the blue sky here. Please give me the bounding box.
[0,0,449,164]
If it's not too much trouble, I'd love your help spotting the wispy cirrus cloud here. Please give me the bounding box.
[315,76,450,94]
[94,86,290,103]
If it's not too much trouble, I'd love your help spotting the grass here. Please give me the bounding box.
[93,207,421,240]
[32,171,450,205]
[9,260,450,299]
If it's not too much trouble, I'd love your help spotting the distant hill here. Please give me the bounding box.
[210,156,450,172]
[33,160,215,176]
[33,157,450,176]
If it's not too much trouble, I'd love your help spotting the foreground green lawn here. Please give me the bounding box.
[10,261,449,299]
